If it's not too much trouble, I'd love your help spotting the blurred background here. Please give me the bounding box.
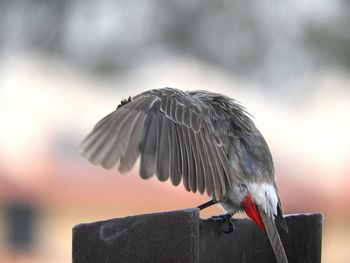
[0,0,349,262]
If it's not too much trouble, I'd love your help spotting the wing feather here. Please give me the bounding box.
[119,112,147,173]
[189,129,205,194]
[140,115,158,179]
[80,112,116,153]
[100,111,137,169]
[198,129,215,197]
[80,88,243,200]
[156,116,170,181]
[83,110,129,166]
[193,133,206,194]
[180,125,190,191]
[170,123,182,186]
[187,128,197,193]
[205,132,224,199]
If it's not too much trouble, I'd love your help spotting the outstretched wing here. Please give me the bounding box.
[80,88,236,200]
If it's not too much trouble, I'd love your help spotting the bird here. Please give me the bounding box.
[80,87,289,263]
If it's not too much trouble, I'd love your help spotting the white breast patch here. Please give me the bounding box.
[247,182,278,218]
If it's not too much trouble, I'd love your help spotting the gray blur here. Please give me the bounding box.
[1,0,349,90]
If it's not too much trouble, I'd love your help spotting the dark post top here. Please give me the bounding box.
[72,209,322,263]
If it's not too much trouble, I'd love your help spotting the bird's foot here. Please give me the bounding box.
[206,213,235,233]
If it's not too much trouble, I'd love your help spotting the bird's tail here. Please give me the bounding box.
[259,207,289,263]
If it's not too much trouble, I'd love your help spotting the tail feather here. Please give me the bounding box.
[259,206,289,263]
[275,202,288,233]
[275,186,289,233]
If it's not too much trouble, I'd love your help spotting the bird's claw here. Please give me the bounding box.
[206,213,235,233]
[207,213,231,222]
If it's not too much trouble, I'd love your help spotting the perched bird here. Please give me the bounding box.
[80,87,289,263]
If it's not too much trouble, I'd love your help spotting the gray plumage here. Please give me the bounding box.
[81,88,273,200]
[81,88,250,199]
[259,206,288,263]
[80,87,288,263]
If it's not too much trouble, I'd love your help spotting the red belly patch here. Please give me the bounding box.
[242,194,265,230]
